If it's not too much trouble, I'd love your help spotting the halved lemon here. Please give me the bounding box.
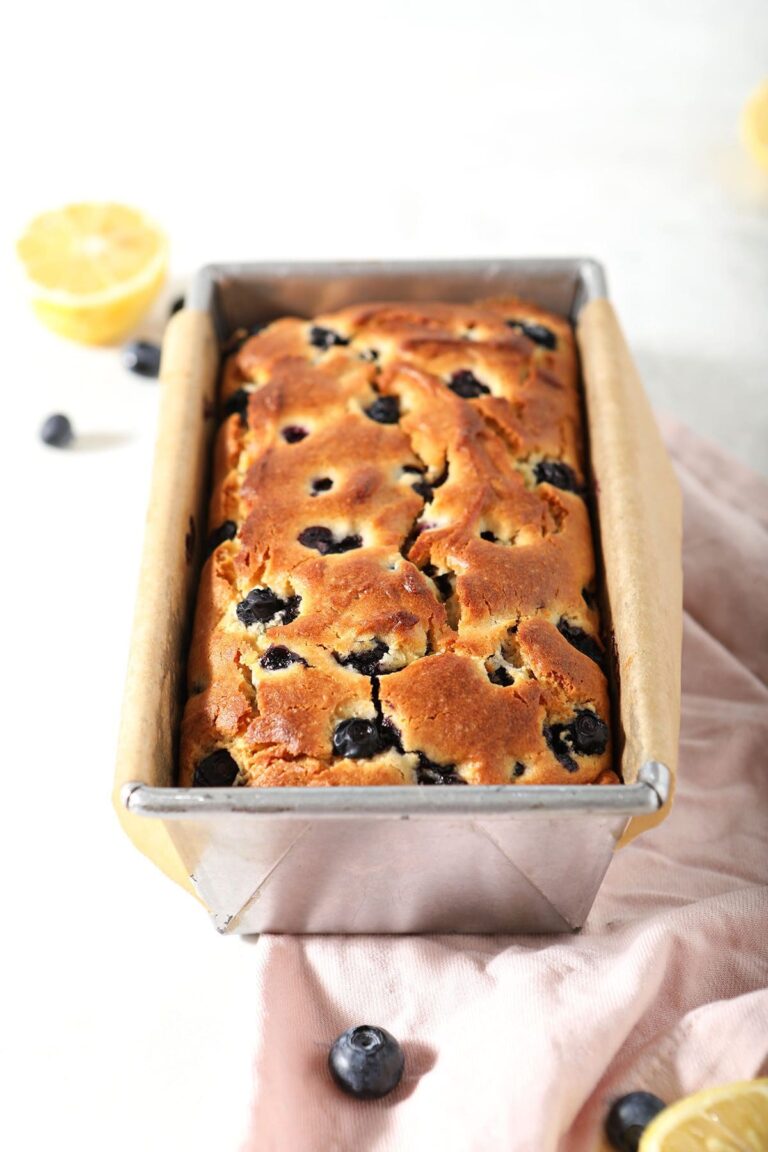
[16,202,167,344]
[640,1079,768,1151]
[742,81,768,172]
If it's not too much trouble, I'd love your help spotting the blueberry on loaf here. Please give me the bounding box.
[180,298,613,787]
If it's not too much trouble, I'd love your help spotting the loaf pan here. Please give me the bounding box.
[114,259,682,934]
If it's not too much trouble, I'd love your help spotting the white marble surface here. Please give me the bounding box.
[1,2,766,1150]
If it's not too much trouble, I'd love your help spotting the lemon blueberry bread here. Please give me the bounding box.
[180,298,616,788]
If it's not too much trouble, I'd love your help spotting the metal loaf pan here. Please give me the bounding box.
[115,259,682,935]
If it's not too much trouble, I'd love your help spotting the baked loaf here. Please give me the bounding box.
[180,298,616,788]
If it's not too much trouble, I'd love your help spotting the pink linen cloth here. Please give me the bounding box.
[242,420,768,1152]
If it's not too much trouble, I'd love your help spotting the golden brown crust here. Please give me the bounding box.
[179,297,612,788]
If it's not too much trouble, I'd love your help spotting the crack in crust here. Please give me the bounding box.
[180,296,613,787]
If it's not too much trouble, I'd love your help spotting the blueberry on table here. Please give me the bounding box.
[193,749,239,787]
[121,339,162,378]
[605,1091,666,1151]
[39,413,74,448]
[332,718,384,759]
[328,1026,405,1099]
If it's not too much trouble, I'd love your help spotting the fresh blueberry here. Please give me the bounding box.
[39,413,74,448]
[299,526,362,554]
[259,646,307,671]
[506,319,558,350]
[193,749,239,787]
[480,530,498,542]
[332,718,384,759]
[605,1092,666,1152]
[282,425,308,443]
[488,665,513,686]
[416,753,466,785]
[335,641,389,677]
[309,325,349,349]
[236,587,301,627]
[121,340,162,378]
[557,619,605,668]
[206,520,237,554]
[447,369,490,399]
[364,396,400,424]
[328,1025,404,1100]
[533,460,579,492]
[223,388,250,424]
[169,295,185,318]
[311,477,333,495]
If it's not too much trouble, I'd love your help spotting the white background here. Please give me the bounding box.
[1,2,766,1150]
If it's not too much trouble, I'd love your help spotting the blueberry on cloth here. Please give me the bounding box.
[206,520,237,554]
[121,339,162,378]
[506,319,557,350]
[40,413,74,448]
[259,646,307,671]
[364,396,400,424]
[604,1092,666,1152]
[328,1026,404,1099]
[533,459,579,492]
[236,587,300,627]
[193,749,239,787]
[332,719,385,759]
[309,325,349,349]
[447,369,490,398]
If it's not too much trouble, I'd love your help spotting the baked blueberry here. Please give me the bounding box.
[206,520,237,554]
[335,641,389,677]
[364,395,400,424]
[309,325,349,349]
[236,587,301,627]
[557,619,605,668]
[582,585,597,609]
[416,753,466,785]
[193,748,239,787]
[328,1025,404,1100]
[332,718,384,759]
[534,460,579,492]
[422,564,453,601]
[169,294,185,318]
[545,723,579,773]
[604,1092,666,1152]
[447,369,490,398]
[223,388,250,424]
[359,348,379,362]
[260,646,307,671]
[401,464,426,475]
[507,319,557,350]
[512,761,526,777]
[488,665,513,686]
[412,480,433,501]
[310,477,333,495]
[40,413,74,448]
[121,339,162,378]
[299,526,362,554]
[282,425,308,443]
[480,530,498,542]
[572,710,610,755]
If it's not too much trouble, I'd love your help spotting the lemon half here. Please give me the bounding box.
[640,1079,768,1151]
[16,202,167,344]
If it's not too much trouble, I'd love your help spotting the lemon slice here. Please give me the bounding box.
[742,81,768,172]
[640,1079,768,1151]
[16,202,168,344]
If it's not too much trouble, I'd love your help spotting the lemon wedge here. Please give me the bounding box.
[640,1079,768,1151]
[742,81,768,172]
[16,202,167,344]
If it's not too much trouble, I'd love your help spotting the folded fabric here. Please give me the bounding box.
[241,419,768,1152]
